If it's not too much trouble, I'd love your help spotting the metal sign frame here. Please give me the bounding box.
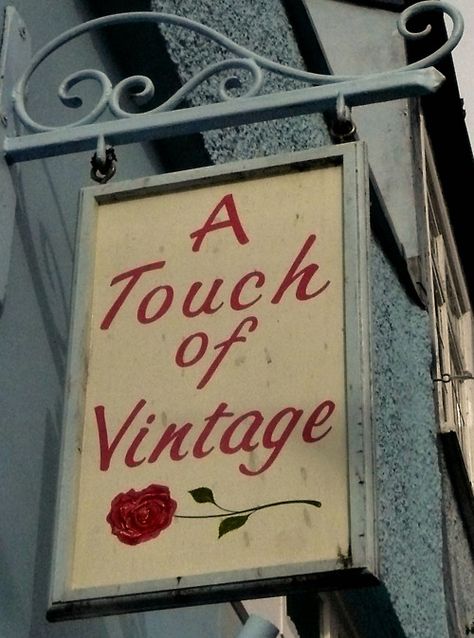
[48,141,375,621]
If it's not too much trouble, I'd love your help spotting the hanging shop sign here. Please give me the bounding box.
[49,142,376,620]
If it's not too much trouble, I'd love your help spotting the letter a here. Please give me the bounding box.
[190,193,250,252]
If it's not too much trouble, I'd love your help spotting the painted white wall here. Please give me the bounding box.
[305,0,422,265]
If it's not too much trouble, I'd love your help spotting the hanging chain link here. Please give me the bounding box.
[90,146,117,183]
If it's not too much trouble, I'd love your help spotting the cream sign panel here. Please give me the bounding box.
[52,150,372,614]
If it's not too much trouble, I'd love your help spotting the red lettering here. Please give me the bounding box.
[137,285,174,324]
[175,332,208,368]
[124,428,149,467]
[96,398,335,475]
[230,271,265,310]
[197,316,258,389]
[271,235,330,305]
[148,423,193,463]
[100,261,166,330]
[123,413,156,467]
[193,402,233,458]
[182,279,224,318]
[190,193,249,252]
[220,411,263,454]
[240,407,303,476]
[302,400,334,442]
[95,399,147,471]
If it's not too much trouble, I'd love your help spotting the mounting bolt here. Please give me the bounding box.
[0,113,8,127]
[19,26,27,39]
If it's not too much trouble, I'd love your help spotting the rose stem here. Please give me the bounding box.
[174,498,321,519]
[210,502,236,514]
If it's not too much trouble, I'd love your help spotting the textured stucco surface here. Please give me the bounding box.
[440,454,474,636]
[370,238,448,638]
[339,238,452,638]
[151,0,332,161]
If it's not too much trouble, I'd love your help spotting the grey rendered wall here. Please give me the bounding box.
[304,0,422,265]
[150,1,453,637]
[370,238,448,638]
[440,454,474,637]
[0,2,240,637]
[151,0,331,160]
[333,240,448,638]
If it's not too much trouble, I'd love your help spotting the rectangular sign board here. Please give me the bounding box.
[49,143,376,620]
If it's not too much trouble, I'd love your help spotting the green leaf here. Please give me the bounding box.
[218,515,250,538]
[189,487,216,504]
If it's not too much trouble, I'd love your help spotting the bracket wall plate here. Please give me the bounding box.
[0,7,31,312]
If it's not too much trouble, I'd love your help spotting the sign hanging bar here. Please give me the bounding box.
[4,69,444,163]
[0,1,464,164]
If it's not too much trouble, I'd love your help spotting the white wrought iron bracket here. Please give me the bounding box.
[0,1,464,164]
[0,1,465,309]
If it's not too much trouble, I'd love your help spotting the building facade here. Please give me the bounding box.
[0,1,473,637]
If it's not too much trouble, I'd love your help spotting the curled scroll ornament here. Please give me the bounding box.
[12,1,463,133]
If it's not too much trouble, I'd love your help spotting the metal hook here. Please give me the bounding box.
[90,135,117,183]
[433,371,474,384]
[433,373,452,384]
[330,93,356,143]
[95,134,106,165]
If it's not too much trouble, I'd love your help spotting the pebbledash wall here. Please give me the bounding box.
[0,1,473,638]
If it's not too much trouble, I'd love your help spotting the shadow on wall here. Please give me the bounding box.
[13,160,76,384]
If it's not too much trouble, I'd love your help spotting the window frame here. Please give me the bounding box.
[421,123,474,485]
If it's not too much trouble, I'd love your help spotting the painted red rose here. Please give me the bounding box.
[106,484,177,546]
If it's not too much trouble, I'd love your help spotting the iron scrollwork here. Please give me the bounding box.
[11,1,464,134]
